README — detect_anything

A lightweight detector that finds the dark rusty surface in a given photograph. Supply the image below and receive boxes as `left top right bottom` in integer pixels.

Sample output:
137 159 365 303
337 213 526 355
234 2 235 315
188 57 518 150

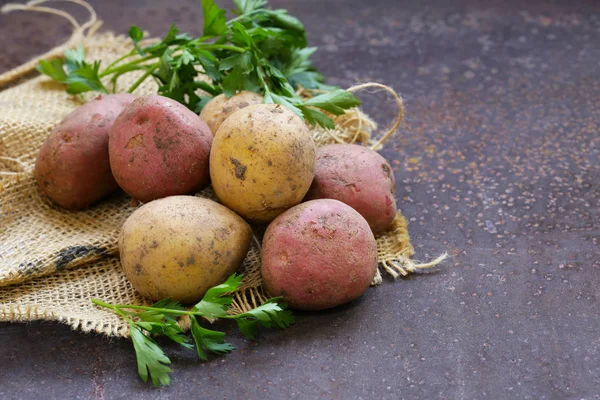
1 0 599 399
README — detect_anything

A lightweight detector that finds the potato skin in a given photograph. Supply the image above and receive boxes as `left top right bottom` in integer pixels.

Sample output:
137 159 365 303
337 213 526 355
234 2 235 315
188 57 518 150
109 95 213 203
199 91 263 136
261 199 378 310
119 196 252 303
304 144 397 234
34 94 136 210
210 103 316 223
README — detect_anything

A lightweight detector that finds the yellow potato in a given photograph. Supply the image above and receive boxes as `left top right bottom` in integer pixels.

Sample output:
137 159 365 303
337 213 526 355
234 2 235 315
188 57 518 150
199 91 263 136
119 196 252 303
210 104 316 223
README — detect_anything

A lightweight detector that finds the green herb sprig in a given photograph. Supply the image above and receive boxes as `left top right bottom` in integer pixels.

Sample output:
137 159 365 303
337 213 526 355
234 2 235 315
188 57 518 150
92 274 293 387
36 0 361 129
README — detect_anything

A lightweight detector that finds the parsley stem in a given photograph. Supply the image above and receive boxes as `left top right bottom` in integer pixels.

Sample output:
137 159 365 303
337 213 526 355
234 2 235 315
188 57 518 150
93 302 252 322
227 9 264 25
91 298 116 309
100 54 158 77
127 62 160 93
108 66 151 93
100 303 196 316
103 49 136 74
198 44 245 53
92 299 135 320
256 66 270 93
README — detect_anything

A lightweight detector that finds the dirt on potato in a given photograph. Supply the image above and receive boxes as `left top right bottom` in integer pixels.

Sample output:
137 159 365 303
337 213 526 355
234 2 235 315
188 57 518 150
109 95 213 203
210 103 316 223
34 93 136 210
261 199 378 310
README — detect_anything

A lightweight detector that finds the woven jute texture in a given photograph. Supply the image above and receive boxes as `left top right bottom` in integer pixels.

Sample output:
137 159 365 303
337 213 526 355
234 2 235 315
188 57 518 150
0 7 445 336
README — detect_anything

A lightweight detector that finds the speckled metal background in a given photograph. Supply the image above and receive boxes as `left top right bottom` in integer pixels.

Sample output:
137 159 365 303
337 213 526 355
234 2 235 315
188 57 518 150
0 0 598 398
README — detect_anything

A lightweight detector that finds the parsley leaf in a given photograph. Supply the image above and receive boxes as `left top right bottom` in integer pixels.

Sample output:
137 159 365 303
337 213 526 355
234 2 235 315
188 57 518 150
222 67 260 97
36 46 107 94
303 89 362 115
130 323 173 387
179 49 195 66
202 0 228 37
36 58 67 82
162 24 181 44
299 106 335 129
269 10 304 33
38 1 363 129
63 46 86 72
193 274 243 319
230 22 255 48
219 51 253 74
231 298 295 339
91 273 294 387
196 50 223 82
190 317 235 361
264 92 303 118
233 0 267 14
65 61 107 94
135 320 193 350
128 26 145 55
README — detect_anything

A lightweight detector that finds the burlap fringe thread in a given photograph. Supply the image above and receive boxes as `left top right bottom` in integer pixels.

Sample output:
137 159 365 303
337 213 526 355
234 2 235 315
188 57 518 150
0 0 447 336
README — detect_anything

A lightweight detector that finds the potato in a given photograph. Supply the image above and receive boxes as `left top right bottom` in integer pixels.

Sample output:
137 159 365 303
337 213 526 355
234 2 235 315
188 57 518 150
34 94 136 210
199 91 263 135
109 95 213 203
304 144 397 234
261 199 378 310
119 195 252 303
210 103 316 223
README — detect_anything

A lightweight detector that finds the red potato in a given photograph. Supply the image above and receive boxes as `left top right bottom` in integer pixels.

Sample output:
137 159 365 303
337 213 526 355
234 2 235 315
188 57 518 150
34 93 136 210
261 199 378 310
304 144 397 234
109 95 213 203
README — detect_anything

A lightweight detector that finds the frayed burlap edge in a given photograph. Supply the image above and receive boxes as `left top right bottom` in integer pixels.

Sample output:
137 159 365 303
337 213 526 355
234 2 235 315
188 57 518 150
0 0 446 337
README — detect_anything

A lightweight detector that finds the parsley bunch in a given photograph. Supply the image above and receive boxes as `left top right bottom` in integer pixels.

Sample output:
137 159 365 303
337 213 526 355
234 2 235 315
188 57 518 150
36 0 361 129
92 274 293 386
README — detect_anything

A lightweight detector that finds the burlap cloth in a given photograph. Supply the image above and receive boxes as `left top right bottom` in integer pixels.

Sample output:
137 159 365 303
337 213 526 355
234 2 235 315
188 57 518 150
0 2 445 337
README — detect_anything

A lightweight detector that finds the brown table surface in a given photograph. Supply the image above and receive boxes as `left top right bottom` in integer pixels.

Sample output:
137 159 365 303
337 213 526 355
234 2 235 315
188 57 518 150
1 0 599 399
